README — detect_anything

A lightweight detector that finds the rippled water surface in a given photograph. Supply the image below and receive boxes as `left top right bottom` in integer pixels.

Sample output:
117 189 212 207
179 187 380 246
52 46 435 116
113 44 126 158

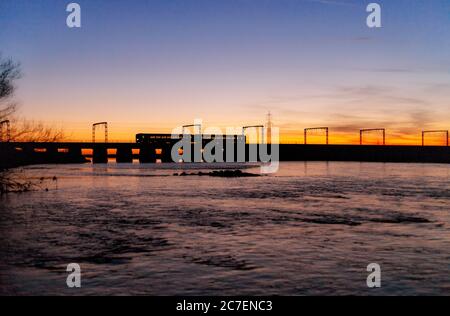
0 162 449 295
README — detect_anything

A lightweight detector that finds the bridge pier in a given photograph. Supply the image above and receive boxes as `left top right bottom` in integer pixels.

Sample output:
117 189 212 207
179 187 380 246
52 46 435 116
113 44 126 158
246 144 259 162
139 146 157 163
69 147 82 157
93 147 108 164
233 138 246 162
116 147 133 163
68 147 86 163
160 147 173 163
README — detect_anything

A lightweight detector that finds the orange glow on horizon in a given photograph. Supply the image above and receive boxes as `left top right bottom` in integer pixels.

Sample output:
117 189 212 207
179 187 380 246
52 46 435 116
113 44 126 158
65 130 449 146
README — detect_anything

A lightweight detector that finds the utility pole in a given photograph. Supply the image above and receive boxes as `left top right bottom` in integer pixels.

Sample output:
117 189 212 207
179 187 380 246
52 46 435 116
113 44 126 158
266 111 272 144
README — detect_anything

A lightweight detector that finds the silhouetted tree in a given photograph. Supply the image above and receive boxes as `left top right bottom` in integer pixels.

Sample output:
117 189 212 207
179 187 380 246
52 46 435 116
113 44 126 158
0 54 63 142
1 54 61 193
0 54 20 120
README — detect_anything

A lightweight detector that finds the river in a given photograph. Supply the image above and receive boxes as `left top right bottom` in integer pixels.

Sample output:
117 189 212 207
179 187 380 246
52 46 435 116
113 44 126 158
0 162 449 295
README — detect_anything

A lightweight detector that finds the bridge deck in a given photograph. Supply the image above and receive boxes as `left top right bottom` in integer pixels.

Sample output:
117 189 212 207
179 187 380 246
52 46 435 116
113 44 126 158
1 142 450 167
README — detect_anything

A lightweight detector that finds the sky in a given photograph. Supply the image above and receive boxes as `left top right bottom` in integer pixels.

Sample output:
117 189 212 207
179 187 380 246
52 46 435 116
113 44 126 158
1 0 449 143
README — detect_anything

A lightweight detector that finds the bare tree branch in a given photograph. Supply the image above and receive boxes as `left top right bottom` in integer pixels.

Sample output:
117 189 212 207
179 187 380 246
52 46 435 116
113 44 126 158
0 53 64 142
0 55 21 100
1 54 64 193
9 118 64 142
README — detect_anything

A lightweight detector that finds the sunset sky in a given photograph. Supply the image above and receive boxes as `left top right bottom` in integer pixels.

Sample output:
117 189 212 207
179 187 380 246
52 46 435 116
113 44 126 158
1 0 449 144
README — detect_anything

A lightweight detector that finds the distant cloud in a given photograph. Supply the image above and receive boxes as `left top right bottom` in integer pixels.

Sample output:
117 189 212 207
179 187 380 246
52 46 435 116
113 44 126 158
351 36 373 42
424 83 450 93
242 83 440 138
316 106 438 141
353 67 415 73
242 96 310 118
338 85 393 97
